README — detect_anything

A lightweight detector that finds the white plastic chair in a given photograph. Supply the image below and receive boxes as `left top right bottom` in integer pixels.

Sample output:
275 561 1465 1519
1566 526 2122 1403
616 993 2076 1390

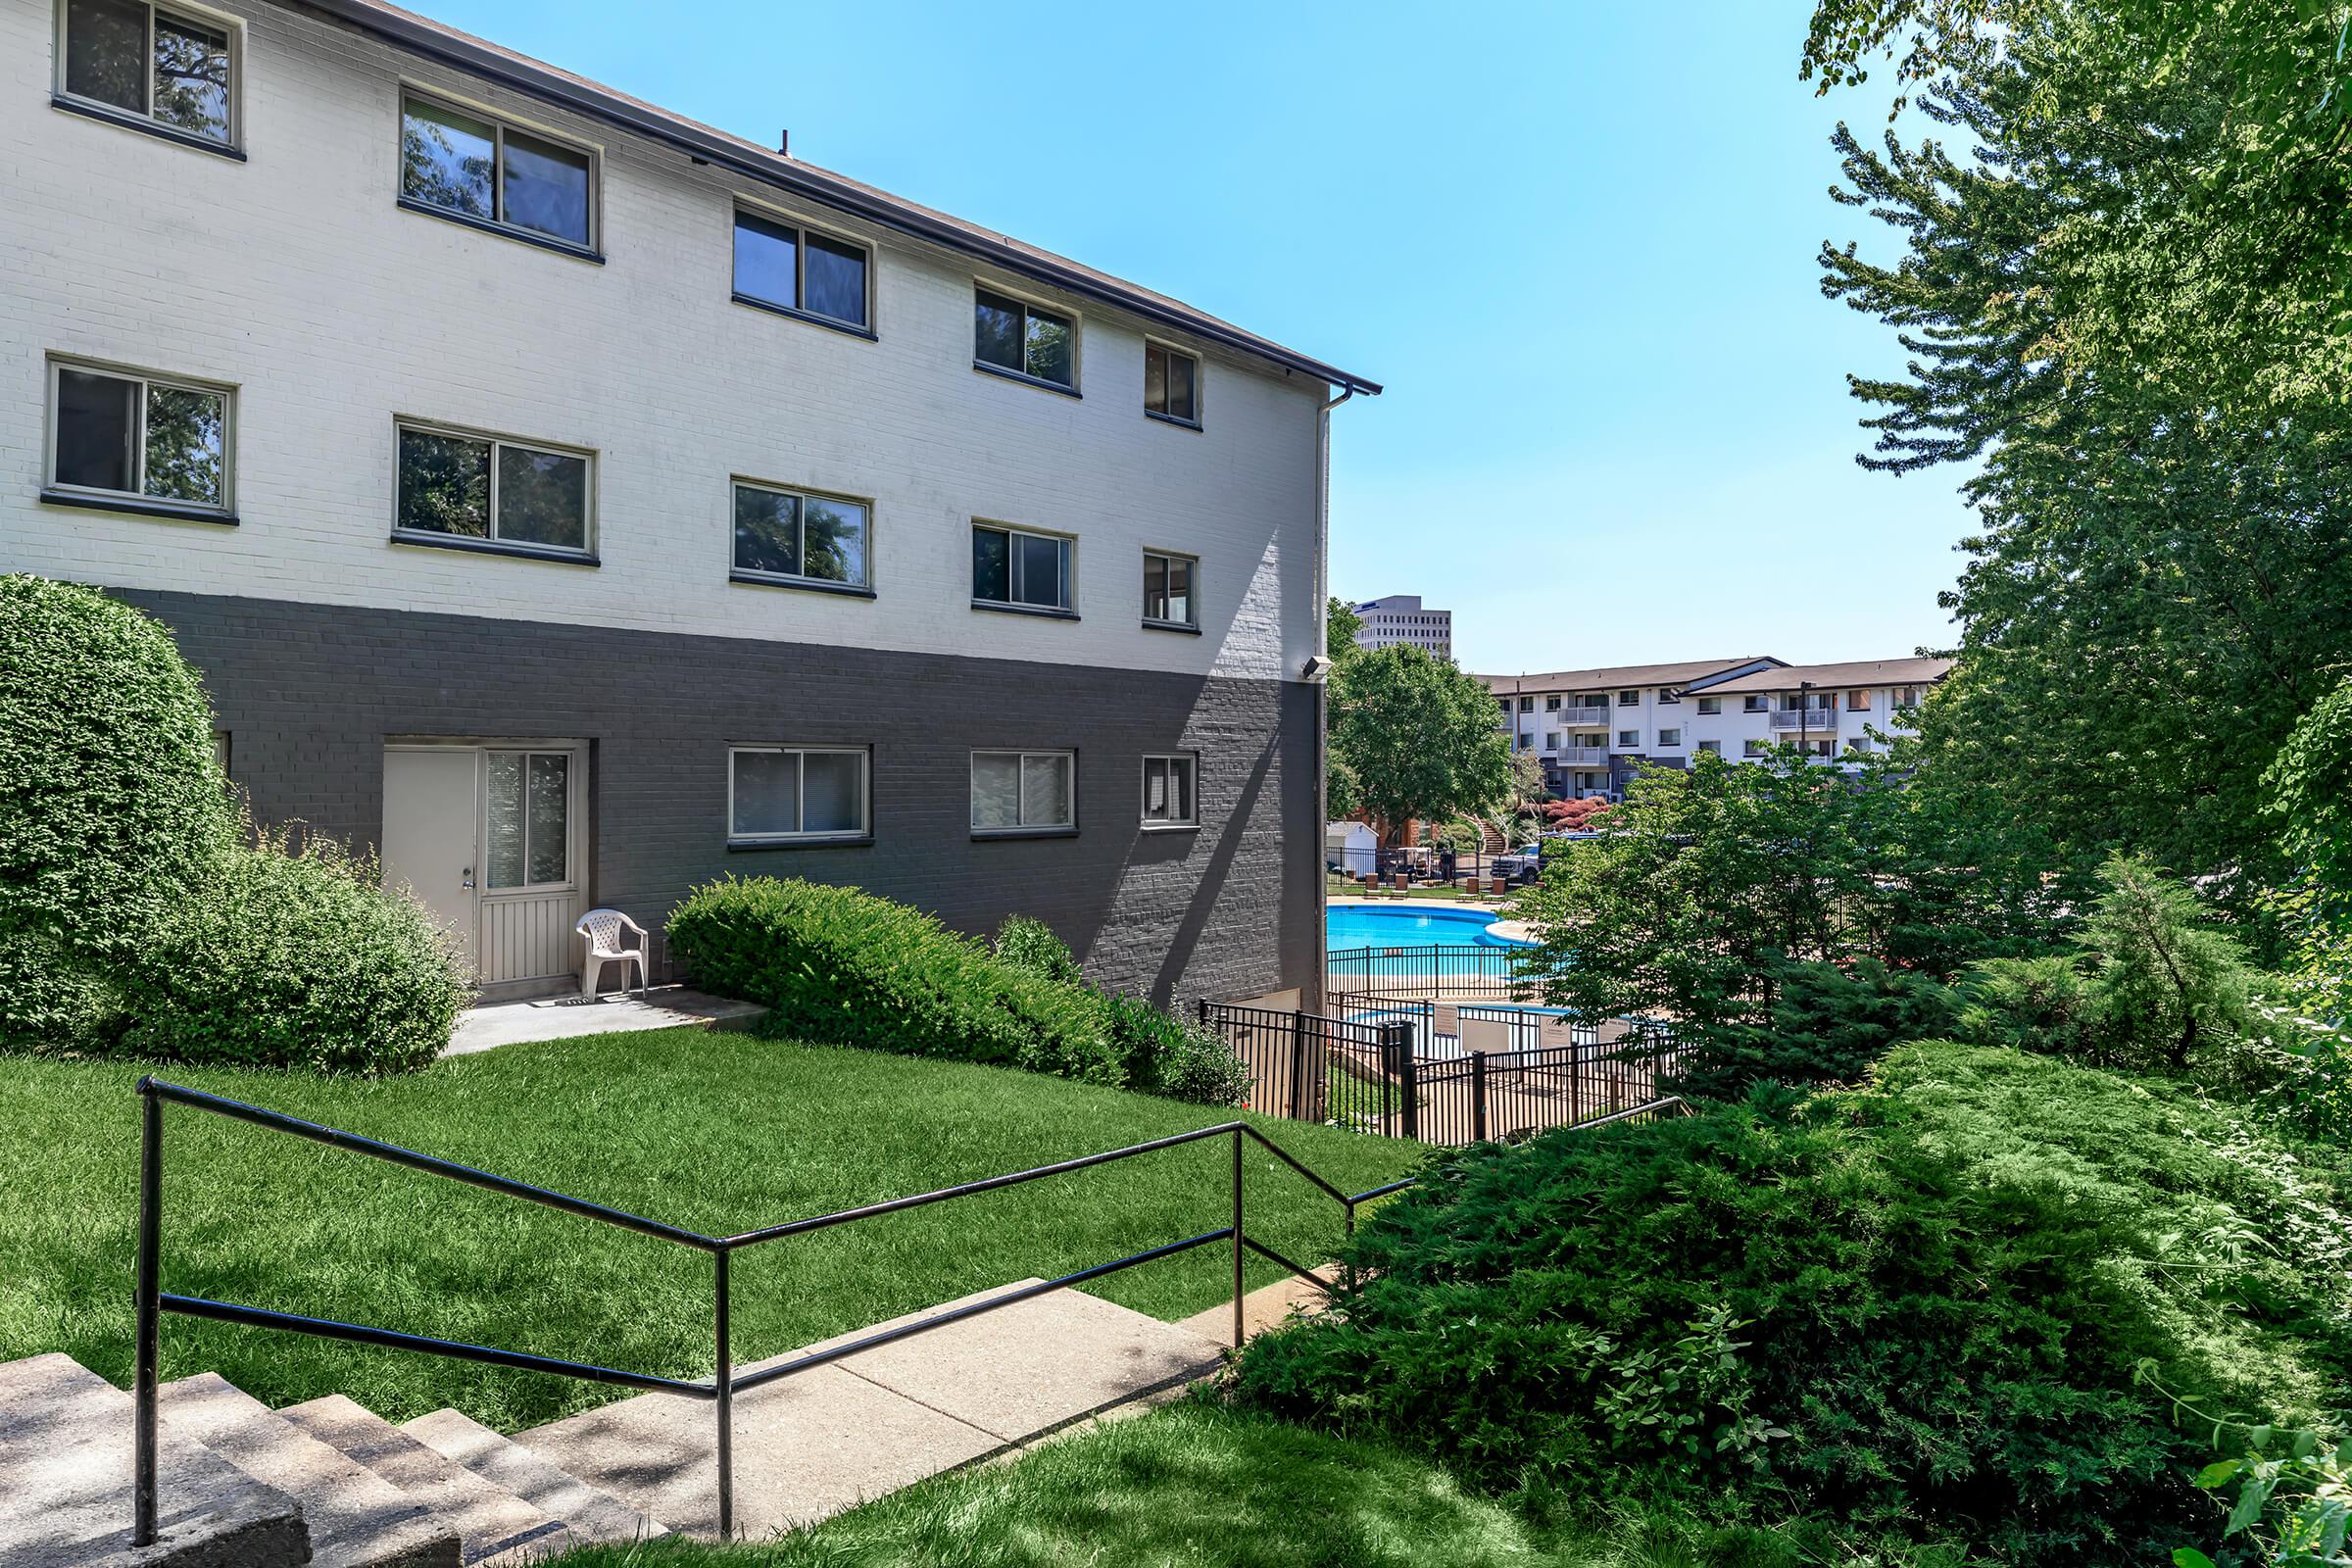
575 907 649 999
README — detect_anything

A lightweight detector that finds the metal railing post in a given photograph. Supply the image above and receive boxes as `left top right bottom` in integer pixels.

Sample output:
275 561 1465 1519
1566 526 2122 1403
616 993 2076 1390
713 1250 734 1540
1287 1010 1307 1121
1397 1034 1420 1143
1471 1051 1490 1143
1230 1128 1246 1348
133 1084 162 1547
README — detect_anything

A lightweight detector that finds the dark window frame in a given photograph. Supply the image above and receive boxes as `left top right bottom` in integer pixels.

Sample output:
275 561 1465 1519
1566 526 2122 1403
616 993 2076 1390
970 748 1079 837
392 417 596 562
53 0 240 150
398 89 601 259
1143 339 1200 428
973 285 1079 393
43 355 235 519
971 520 1076 615
1141 547 1199 631
728 475 875 593
730 206 875 336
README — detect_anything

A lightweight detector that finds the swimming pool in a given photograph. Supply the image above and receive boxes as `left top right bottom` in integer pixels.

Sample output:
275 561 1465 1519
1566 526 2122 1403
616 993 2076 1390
1325 903 1530 952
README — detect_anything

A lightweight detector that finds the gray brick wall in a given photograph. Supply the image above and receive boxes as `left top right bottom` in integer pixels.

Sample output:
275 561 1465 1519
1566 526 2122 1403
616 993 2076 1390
120 588 1319 1010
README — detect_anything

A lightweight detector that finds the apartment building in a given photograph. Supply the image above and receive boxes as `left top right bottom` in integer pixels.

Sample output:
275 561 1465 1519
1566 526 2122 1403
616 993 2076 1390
1349 594 1452 659
3 0 1377 1004
1485 656 1951 798
1683 659 1953 763
1487 659 1784 798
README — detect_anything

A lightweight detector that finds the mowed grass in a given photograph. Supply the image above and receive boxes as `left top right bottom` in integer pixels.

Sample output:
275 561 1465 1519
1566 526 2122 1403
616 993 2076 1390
0 1029 1422 1431
552 1401 1564 1568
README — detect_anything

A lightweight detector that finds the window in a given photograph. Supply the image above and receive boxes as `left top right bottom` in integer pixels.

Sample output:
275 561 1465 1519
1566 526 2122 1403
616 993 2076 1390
1142 550 1197 627
1619 690 1640 706
1847 689 1872 710
1893 685 1926 710
1579 696 1608 712
1518 696 1536 712
1141 753 1197 827
484 750 570 888
1657 728 1682 747
1543 733 1559 752
973 522 1073 612
1743 696 1769 712
974 287 1075 389
1698 739 1722 755
1743 739 1769 758
731 209 870 330
1658 690 1681 705
57 0 234 146
1144 342 1198 424
1846 737 1871 754
1544 695 1561 711
732 480 870 589
972 750 1074 833
401 94 594 252
1696 696 1722 715
1617 729 1640 748
46 360 231 516
396 421 592 558
728 746 869 843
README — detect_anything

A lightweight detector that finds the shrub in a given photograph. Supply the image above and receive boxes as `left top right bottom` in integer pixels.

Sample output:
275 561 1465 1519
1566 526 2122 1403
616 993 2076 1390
668 877 1124 1086
1102 994 1254 1108
116 824 467 1074
1230 1042 2352 1564
1952 953 2095 1055
992 915 1086 988
1667 956 1955 1101
2077 854 2259 1074
0 576 233 1054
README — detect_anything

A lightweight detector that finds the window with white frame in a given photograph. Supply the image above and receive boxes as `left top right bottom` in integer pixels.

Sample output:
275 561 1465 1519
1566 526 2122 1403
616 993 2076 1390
974 287 1075 388
400 93 595 251
56 0 234 145
46 359 231 514
1142 550 1196 627
973 522 1072 612
1696 696 1722 714
732 480 869 588
1141 753 1197 827
1144 342 1198 423
484 750 570 888
1657 728 1682 747
396 421 592 557
728 746 868 843
971 750 1074 833
732 209 871 330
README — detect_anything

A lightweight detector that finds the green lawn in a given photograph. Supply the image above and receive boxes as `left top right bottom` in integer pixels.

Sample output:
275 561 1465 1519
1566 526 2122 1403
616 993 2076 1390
0 1029 1421 1431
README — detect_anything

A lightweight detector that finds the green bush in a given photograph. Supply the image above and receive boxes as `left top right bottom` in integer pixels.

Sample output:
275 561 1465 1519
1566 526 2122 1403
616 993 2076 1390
115 824 467 1074
1230 1041 2352 1564
667 877 1124 1086
1952 953 2094 1055
1668 956 1955 1100
1102 993 1254 1109
992 915 1086 988
0 576 233 1054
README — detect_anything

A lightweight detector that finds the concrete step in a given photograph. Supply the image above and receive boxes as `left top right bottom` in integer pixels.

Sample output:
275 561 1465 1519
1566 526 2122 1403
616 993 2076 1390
279 1395 569 1567
158 1374 458 1568
0 1353 308 1568
400 1407 662 1548
1178 1269 1340 1348
514 1279 1224 1539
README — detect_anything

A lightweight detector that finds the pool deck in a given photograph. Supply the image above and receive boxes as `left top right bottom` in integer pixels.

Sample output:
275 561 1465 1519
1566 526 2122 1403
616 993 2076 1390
1327 896 1534 944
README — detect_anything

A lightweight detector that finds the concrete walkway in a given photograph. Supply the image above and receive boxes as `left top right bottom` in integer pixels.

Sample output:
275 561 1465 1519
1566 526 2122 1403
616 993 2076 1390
514 1270 1332 1541
446 986 765 1056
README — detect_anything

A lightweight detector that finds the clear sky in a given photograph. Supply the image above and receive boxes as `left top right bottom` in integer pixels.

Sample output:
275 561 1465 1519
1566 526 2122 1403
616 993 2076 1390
420 0 1968 675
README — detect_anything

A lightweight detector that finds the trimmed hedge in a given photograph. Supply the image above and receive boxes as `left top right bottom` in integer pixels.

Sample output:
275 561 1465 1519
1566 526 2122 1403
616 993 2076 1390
668 878 1125 1086
117 826 469 1074
0 576 233 1054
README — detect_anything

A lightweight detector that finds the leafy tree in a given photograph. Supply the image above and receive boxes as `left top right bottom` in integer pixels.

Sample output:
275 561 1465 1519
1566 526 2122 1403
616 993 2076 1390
1325 596 1363 663
1813 6 2352 927
1326 644 1512 844
2078 855 2261 1075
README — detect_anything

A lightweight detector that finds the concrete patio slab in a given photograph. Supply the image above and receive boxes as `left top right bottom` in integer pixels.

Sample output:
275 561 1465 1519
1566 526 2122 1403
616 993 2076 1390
446 987 765 1056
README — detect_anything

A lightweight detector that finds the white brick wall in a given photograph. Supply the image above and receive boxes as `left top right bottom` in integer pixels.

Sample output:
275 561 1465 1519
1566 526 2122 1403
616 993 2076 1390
0 0 1328 684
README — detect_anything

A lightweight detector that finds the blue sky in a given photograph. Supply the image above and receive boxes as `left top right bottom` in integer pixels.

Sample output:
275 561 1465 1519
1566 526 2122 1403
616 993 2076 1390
424 0 1968 674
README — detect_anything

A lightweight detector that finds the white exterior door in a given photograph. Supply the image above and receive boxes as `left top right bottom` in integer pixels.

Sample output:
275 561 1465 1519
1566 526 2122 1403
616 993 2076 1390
382 743 588 993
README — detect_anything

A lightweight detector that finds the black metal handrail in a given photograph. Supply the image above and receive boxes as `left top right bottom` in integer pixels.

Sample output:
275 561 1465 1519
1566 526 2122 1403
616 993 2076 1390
129 1077 1412 1544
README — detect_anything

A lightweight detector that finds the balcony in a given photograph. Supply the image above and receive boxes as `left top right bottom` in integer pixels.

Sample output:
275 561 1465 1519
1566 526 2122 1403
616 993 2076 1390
1555 744 1608 764
1768 707 1839 729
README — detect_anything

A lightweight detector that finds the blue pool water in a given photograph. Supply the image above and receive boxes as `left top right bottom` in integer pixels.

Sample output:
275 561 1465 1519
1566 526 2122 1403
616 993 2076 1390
1325 903 1531 952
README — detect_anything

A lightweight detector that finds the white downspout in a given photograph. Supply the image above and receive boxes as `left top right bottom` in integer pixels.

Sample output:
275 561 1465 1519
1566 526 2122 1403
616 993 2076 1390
1312 384 1354 1011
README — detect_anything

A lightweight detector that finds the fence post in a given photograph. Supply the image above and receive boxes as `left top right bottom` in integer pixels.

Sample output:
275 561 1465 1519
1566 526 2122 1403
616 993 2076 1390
1231 1128 1246 1348
1378 1022 1420 1142
1471 1051 1490 1143
133 1084 162 1547
713 1249 734 1540
1197 998 1208 1028
1287 1010 1308 1121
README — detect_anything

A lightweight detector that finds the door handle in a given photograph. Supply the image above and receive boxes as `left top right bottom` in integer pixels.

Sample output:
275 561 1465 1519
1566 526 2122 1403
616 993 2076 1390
461 865 474 890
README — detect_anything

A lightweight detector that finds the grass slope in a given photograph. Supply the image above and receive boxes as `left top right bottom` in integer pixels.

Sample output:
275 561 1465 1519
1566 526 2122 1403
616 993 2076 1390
0 1028 1419 1430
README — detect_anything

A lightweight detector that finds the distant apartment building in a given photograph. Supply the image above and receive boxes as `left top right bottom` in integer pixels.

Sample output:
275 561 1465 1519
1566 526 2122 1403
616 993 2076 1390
1484 657 1952 799
1350 595 1452 659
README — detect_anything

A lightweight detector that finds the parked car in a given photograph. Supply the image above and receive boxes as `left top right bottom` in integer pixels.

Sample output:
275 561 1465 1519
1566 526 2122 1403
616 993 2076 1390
1490 845 1544 883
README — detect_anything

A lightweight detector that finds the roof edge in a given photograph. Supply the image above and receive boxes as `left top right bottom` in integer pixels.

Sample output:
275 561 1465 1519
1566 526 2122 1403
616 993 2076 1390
304 0 1383 395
